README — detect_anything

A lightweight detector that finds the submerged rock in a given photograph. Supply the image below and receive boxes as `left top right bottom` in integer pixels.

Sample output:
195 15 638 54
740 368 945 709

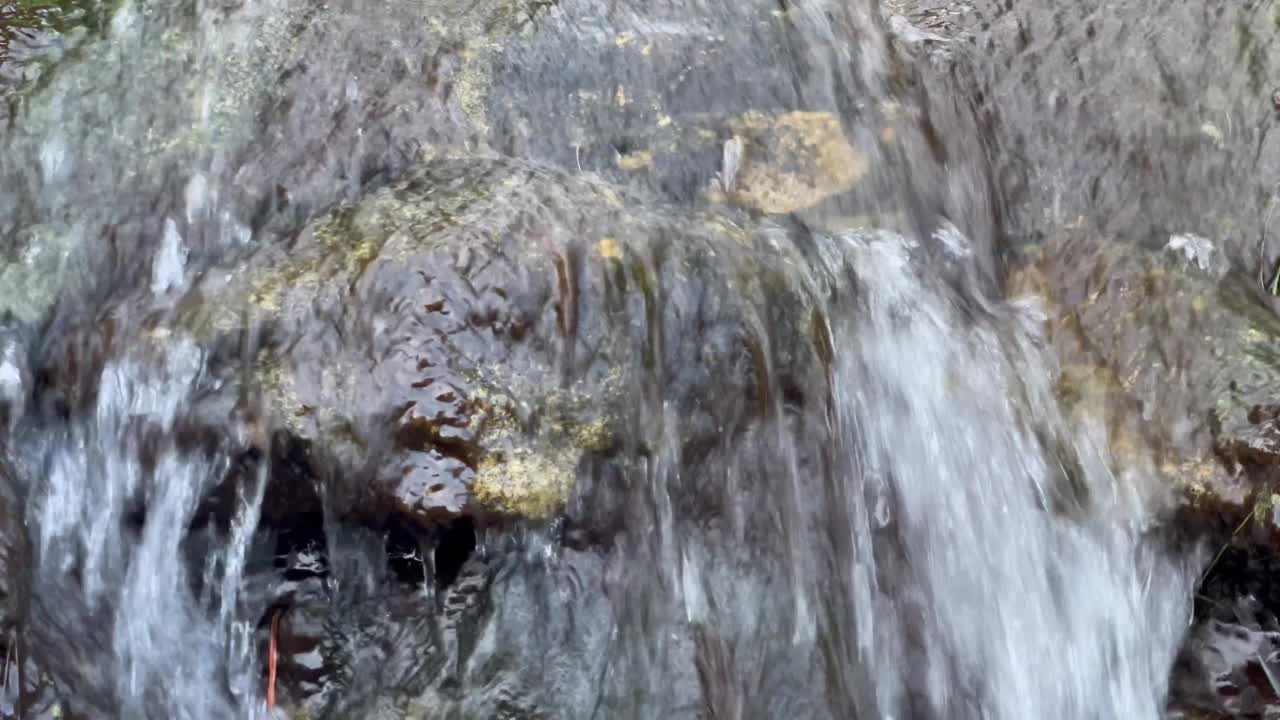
1006 231 1280 717
479 0 880 209
181 156 840 530
1008 233 1280 534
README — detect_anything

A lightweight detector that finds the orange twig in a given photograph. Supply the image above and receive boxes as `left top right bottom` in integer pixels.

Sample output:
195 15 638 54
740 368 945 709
268 610 281 709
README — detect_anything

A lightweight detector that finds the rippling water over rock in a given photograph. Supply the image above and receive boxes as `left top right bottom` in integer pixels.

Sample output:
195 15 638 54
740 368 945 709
3 0 1280 718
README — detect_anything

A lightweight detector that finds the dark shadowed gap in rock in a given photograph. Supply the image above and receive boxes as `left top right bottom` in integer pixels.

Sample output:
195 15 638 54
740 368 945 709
385 517 429 588
263 432 325 522
271 511 328 581
434 516 476 590
1195 545 1280 624
1171 543 1280 718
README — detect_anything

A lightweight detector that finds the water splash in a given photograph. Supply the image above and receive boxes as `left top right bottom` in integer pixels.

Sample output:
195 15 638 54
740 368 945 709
29 335 265 717
587 228 1197 719
822 230 1196 718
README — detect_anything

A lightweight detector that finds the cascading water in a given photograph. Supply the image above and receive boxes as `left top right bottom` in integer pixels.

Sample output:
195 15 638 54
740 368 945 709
31 336 264 717
0 0 1270 717
823 231 1197 718
586 225 1199 720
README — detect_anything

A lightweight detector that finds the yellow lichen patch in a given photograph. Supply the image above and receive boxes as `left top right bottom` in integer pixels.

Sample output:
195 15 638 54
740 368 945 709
427 0 564 138
596 238 623 259
469 407 613 519
1186 457 1235 488
572 419 614 451
616 149 654 170
462 367 622 519
728 111 868 214
1006 262 1053 303
455 47 494 136
1161 455 1243 509
656 113 673 128
471 449 576 519
249 259 321 314
252 346 359 448
254 352 305 434
615 85 628 108
642 42 653 56
615 31 636 47
467 408 606 518
245 208 388 314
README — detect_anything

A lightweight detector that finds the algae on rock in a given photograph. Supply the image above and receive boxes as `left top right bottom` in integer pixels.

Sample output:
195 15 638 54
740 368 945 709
1009 232 1280 532
186 156 840 527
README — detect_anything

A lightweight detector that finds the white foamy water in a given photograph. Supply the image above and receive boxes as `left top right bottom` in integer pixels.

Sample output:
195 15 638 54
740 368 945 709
823 231 1195 718
30 336 267 717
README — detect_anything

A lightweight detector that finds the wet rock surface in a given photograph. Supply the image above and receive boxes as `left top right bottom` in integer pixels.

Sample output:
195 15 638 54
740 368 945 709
1171 547 1280 719
0 0 870 713
1009 233 1280 524
933 0 1280 270
480 0 879 210
7 0 1280 718
1008 235 1280 717
180 156 840 532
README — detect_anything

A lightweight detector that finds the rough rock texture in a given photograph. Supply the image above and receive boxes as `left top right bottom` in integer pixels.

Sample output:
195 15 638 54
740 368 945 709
1007 232 1280 718
478 0 880 209
1009 233 1280 530
0 458 27 633
180 156 840 531
15 0 1280 718
1171 551 1280 718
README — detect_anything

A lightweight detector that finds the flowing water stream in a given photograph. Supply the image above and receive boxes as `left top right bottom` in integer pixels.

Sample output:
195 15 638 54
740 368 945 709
0 0 1275 717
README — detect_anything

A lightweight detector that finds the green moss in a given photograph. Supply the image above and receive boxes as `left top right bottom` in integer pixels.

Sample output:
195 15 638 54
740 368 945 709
1 0 117 62
0 224 75 323
248 206 385 315
424 0 559 136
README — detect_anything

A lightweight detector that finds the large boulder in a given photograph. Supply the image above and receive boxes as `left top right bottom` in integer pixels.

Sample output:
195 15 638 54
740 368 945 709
1007 232 1280 537
178 156 842 530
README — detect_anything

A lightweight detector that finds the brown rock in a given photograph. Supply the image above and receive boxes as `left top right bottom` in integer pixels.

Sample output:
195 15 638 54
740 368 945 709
188 156 840 528
1009 233 1280 529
